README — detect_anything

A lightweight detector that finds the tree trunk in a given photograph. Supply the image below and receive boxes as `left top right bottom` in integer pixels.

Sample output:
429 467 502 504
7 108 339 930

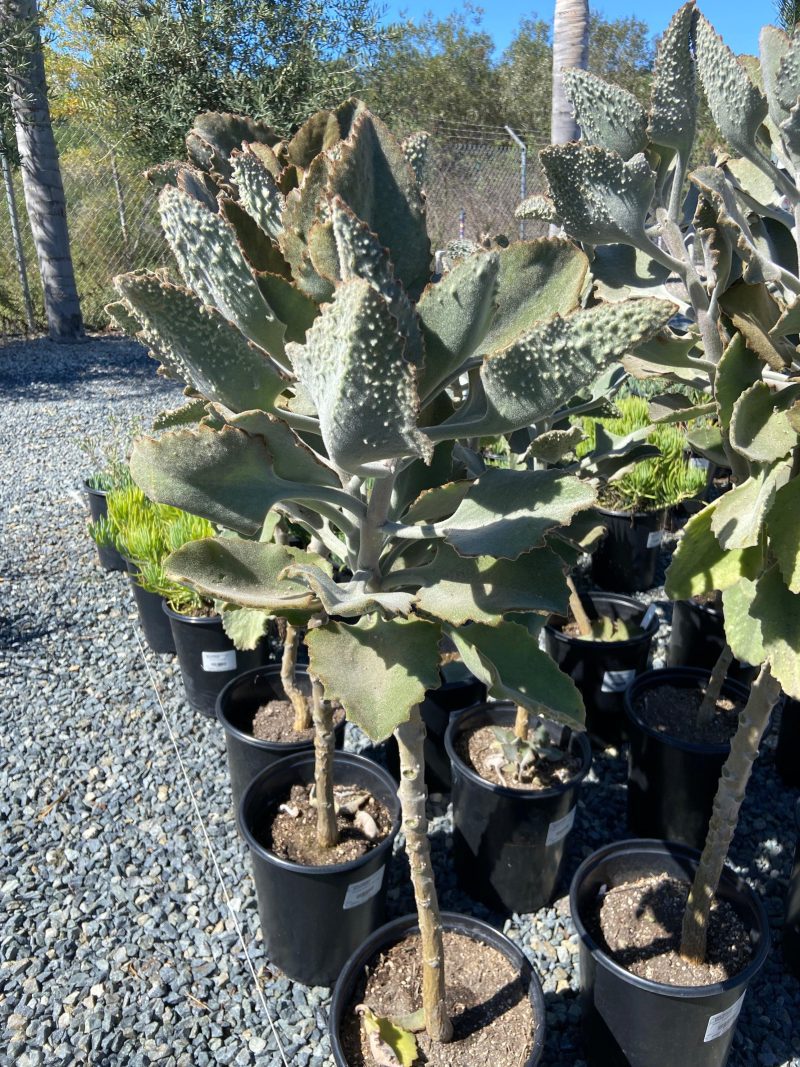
551 0 589 145
0 132 36 330
311 676 338 849
2 0 83 341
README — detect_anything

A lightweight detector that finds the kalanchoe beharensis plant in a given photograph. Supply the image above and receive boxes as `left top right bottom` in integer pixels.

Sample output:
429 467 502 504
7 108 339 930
520 3 800 967
109 101 671 1041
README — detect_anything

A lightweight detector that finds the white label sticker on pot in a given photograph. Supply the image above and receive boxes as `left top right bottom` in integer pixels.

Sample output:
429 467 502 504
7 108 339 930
343 866 385 910
601 669 636 693
704 992 746 1042
202 649 237 673
646 529 663 549
690 456 710 471
545 807 576 846
641 604 657 630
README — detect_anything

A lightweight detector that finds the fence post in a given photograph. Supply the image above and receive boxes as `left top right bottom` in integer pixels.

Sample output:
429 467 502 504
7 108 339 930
504 126 527 240
0 130 36 331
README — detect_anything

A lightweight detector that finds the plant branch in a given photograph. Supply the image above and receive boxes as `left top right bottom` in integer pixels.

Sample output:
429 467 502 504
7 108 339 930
311 674 338 849
281 622 311 732
394 705 453 1043
357 471 397 589
566 575 593 637
514 705 529 740
696 644 733 728
680 665 781 962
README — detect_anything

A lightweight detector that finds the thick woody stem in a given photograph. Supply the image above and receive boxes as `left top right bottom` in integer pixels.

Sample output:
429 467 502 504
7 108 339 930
680 666 781 962
696 644 734 728
281 623 311 732
514 705 530 741
566 576 593 637
394 706 453 1043
311 676 338 849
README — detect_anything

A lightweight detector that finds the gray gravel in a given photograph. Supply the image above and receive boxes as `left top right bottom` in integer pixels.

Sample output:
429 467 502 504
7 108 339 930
1 334 799 1067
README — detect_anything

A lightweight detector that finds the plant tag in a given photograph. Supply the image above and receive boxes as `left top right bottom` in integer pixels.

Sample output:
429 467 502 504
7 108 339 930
202 649 237 672
601 669 636 693
704 992 746 1042
690 456 710 470
546 807 576 846
641 604 657 630
343 866 385 910
646 529 663 549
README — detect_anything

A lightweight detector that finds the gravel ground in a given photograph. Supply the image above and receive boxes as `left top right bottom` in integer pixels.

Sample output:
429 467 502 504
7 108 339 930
1 334 799 1067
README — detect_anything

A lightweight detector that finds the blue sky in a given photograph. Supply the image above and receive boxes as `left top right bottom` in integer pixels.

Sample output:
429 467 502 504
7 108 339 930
380 1 777 57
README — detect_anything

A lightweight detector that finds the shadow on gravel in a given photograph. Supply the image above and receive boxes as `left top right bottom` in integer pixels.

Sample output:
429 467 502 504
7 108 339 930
0 611 59 649
0 335 179 401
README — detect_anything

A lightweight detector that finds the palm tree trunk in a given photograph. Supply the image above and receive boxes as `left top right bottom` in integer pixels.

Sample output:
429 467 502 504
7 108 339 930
2 0 83 341
551 0 590 145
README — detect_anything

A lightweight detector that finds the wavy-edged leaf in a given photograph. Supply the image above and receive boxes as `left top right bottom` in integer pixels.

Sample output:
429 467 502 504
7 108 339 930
358 1006 418 1067
591 245 674 305
760 25 791 130
540 142 655 246
563 68 648 159
306 616 441 741
716 332 763 429
254 273 318 344
622 330 706 385
529 426 584 463
401 481 471 524
152 398 207 430
730 381 798 463
227 410 336 485
664 502 764 599
710 460 792 549
648 3 697 156
722 578 764 668
401 543 568 625
158 186 286 358
515 195 558 222
449 620 584 726
289 279 431 475
219 605 272 650
769 476 800 593
283 564 415 618
231 147 285 239
115 273 286 412
751 565 800 698
442 468 596 560
686 425 730 467
648 393 715 423
186 112 280 180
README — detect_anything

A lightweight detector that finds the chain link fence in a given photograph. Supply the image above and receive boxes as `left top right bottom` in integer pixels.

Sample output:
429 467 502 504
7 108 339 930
0 118 548 336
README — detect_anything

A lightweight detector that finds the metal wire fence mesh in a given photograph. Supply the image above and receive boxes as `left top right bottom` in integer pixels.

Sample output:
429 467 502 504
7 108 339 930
0 118 548 336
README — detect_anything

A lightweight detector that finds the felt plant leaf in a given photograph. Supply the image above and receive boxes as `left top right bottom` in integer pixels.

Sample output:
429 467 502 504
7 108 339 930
590 245 674 305
729 381 798 463
515 195 558 223
306 616 441 741
664 502 764 599
392 543 569 625
750 565 800 699
357 1006 418 1067
685 426 729 468
540 142 655 247
770 299 800 339
710 460 792 549
158 186 287 359
563 68 648 159
528 426 584 464
115 273 287 412
621 330 706 385
715 333 763 430
186 112 280 180
218 605 272 650
648 394 716 424
400 481 472 525
164 539 330 620
289 279 431 475
440 468 596 560
648 3 697 156
769 477 800 592
760 25 792 130
152 398 207 430
722 579 764 668
254 273 318 344
227 410 338 487
449 620 585 726
230 148 285 239
282 564 416 618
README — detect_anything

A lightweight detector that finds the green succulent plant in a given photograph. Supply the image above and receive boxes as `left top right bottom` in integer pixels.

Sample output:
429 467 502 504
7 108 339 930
109 100 671 1041
520 3 800 969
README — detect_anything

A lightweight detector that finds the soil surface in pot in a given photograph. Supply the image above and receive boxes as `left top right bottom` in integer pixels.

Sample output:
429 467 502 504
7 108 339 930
635 686 744 746
561 619 643 641
597 873 751 986
455 724 582 791
339 930 535 1067
261 783 392 866
251 701 345 743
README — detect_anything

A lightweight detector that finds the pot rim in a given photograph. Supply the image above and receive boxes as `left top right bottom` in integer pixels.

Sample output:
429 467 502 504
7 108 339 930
624 667 751 755
569 838 771 997
237 751 401 877
545 590 660 649
83 478 109 497
162 600 220 624
444 701 592 800
595 504 668 521
328 910 546 1067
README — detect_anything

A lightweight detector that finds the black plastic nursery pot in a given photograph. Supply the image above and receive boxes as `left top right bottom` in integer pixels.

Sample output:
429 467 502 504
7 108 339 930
775 696 800 788
570 839 770 1067
122 558 175 654
784 799 800 978
238 752 400 987
445 702 591 914
164 604 268 716
590 505 667 594
84 481 126 572
216 663 346 814
328 911 547 1066
668 598 756 686
384 671 486 792
625 669 751 852
544 592 659 747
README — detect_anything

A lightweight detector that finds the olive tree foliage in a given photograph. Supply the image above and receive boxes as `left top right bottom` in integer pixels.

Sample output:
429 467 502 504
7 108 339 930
519 2 800 963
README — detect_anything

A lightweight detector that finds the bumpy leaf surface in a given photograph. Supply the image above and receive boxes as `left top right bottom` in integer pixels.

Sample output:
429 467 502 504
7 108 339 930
648 3 697 155
563 69 648 159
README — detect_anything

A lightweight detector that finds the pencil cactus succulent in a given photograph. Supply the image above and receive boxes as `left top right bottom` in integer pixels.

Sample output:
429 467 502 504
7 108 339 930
521 2 800 968
110 99 672 1038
